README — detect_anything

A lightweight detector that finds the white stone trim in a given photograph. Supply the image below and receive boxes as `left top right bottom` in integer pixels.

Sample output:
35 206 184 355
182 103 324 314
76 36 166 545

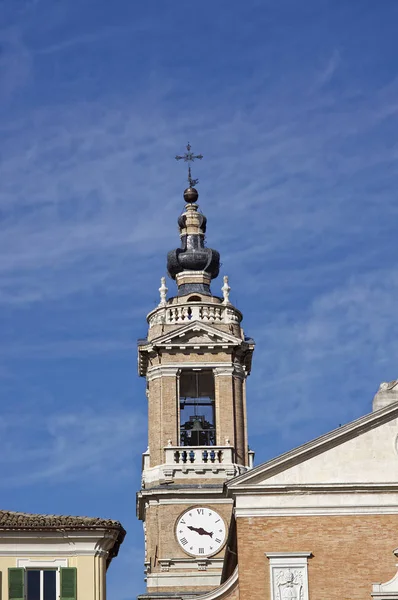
185 566 238 600
147 363 235 381
156 557 224 571
213 366 235 377
0 529 118 558
372 551 398 598
146 571 221 588
266 552 311 600
234 489 398 518
17 558 68 568
17 559 67 600
147 498 233 506
236 506 398 517
228 401 398 489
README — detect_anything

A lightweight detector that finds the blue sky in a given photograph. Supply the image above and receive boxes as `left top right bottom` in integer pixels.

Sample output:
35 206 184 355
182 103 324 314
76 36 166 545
1 0 398 597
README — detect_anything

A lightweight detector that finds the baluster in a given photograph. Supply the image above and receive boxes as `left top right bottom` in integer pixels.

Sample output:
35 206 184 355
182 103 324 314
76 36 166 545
174 451 180 463
181 450 187 463
202 450 208 463
189 449 195 463
209 449 216 463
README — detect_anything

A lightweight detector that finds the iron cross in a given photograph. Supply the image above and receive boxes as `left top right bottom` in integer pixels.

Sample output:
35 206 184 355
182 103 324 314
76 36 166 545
175 143 203 187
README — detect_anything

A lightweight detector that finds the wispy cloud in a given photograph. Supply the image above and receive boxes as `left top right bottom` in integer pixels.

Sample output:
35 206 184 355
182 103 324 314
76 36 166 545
313 49 341 89
1 2 398 597
0 26 32 100
0 409 145 487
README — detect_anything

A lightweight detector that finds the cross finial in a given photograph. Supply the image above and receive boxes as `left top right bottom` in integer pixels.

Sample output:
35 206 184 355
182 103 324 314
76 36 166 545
175 143 203 188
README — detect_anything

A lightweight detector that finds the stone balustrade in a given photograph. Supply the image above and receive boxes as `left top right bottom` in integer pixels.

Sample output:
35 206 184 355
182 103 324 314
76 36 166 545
164 445 234 466
147 302 242 328
141 445 251 486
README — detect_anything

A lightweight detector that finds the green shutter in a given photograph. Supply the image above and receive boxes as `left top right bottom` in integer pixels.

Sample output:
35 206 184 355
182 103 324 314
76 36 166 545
60 567 77 600
8 568 24 600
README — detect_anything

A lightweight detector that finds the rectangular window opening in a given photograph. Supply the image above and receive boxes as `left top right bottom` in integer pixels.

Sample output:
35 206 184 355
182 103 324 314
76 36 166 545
27 570 57 600
179 370 216 446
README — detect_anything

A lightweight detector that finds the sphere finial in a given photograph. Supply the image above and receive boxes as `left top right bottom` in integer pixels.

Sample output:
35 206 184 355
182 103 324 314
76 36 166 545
183 187 199 204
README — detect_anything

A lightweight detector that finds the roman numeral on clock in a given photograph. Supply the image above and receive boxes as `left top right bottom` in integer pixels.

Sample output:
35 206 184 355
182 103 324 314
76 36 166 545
196 508 204 515
215 538 221 544
180 538 188 546
199 548 205 554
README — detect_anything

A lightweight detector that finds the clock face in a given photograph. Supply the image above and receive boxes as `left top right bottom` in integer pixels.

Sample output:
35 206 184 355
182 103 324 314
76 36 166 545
176 507 227 557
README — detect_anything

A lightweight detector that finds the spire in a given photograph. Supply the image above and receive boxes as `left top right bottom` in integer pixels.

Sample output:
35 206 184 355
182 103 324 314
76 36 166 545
167 144 220 297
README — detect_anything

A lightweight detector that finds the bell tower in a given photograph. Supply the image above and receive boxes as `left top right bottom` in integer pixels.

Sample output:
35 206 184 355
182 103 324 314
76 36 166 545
137 146 255 598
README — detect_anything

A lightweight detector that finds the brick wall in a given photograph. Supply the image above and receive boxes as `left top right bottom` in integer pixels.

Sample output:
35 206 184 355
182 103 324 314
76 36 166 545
237 514 398 600
145 500 233 593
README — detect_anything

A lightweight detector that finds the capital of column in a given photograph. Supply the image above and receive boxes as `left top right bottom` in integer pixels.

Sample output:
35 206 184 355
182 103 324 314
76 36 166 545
213 366 235 377
213 364 246 379
147 365 180 381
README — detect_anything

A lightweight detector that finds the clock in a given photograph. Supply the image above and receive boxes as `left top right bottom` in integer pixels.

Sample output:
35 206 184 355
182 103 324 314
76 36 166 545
176 507 227 557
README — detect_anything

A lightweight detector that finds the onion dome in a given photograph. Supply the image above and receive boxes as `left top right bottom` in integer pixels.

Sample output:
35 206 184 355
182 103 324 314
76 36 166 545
167 187 220 297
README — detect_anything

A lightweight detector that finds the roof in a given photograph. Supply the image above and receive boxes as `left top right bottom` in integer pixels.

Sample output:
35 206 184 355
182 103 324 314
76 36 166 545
0 510 126 562
0 510 124 531
227 400 398 490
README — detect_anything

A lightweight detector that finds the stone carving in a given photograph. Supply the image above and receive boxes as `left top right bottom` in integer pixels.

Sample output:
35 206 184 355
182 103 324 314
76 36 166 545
372 547 398 598
380 380 398 391
222 275 231 304
159 277 168 306
373 379 398 411
274 569 304 600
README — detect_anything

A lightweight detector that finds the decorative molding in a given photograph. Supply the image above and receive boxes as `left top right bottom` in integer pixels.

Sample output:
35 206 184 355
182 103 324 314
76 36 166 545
146 571 221 588
372 548 398 598
266 552 311 600
159 559 171 572
0 529 118 558
146 497 232 506
228 401 398 489
147 366 180 381
234 488 398 518
186 566 239 600
236 506 398 517
17 558 68 568
214 366 235 377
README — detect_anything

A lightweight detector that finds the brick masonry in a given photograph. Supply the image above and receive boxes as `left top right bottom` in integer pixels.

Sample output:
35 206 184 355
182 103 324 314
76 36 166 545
236 514 398 600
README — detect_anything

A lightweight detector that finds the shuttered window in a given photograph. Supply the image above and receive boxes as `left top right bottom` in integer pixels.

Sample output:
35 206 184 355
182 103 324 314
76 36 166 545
8 568 24 600
60 567 77 600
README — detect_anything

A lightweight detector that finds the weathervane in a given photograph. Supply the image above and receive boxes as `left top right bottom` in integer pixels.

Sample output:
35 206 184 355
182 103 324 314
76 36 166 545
175 143 203 188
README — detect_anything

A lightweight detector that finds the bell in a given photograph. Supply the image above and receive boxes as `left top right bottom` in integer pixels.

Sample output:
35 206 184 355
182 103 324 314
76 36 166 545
192 418 203 431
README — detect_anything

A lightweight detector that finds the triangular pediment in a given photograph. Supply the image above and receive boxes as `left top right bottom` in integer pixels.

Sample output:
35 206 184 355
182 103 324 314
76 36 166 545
228 402 398 490
151 321 243 349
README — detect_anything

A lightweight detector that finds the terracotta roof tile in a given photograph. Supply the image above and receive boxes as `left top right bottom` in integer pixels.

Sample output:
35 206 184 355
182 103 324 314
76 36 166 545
0 510 125 531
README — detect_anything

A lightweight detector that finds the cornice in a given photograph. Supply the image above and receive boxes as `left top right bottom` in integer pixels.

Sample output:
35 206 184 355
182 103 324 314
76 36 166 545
227 401 398 489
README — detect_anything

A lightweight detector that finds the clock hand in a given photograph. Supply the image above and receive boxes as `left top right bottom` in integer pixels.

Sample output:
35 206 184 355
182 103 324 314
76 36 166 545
187 526 213 537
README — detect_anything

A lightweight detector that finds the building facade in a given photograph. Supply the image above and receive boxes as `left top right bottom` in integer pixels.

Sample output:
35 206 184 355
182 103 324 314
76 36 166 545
0 510 125 600
137 171 398 600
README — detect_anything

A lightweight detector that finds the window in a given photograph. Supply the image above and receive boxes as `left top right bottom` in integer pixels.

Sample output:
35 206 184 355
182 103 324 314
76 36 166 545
9 566 76 600
179 370 216 446
27 570 56 600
